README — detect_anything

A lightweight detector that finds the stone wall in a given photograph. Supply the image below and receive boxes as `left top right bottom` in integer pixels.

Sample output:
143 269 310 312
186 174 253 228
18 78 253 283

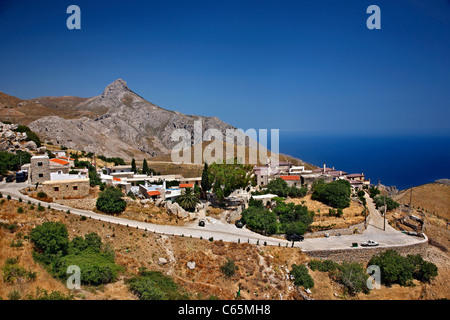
305 215 371 238
30 156 50 185
42 178 90 199
304 237 428 264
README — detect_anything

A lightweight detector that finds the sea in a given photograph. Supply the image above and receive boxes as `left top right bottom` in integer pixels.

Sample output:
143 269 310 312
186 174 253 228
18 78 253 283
276 132 450 191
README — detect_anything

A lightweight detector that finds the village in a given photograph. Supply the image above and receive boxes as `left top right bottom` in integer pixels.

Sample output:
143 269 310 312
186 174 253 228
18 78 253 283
0 123 445 302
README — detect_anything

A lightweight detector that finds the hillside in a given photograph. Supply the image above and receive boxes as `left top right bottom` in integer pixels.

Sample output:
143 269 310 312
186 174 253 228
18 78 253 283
0 79 244 160
393 182 450 221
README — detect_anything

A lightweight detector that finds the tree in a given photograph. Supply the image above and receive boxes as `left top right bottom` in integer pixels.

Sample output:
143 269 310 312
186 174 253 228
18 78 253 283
96 187 127 214
267 178 306 198
369 250 415 286
290 264 314 289
0 150 32 175
30 222 69 260
273 202 314 235
369 186 380 199
240 206 278 236
374 195 399 211
142 159 149 175
176 187 200 212
267 178 290 197
88 165 101 187
312 179 351 209
201 162 210 199
131 158 137 173
334 262 369 294
208 161 254 202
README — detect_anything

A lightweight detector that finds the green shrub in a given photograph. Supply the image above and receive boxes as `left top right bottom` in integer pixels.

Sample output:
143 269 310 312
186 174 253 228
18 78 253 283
312 179 351 209
220 257 238 278
290 264 314 289
308 259 339 272
368 250 437 286
374 196 399 211
52 251 123 286
96 187 127 214
7 290 21 300
25 288 74 300
30 222 69 260
37 192 47 199
334 262 369 294
240 206 278 236
127 270 188 300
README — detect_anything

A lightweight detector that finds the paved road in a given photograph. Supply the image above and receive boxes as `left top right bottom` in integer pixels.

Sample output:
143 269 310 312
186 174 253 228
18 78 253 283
0 182 426 251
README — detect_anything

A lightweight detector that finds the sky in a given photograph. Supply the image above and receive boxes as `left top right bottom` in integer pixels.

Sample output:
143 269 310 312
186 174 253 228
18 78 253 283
0 0 449 135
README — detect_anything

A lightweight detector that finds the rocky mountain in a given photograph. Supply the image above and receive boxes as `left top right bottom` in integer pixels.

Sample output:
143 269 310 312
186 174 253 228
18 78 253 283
1 79 242 160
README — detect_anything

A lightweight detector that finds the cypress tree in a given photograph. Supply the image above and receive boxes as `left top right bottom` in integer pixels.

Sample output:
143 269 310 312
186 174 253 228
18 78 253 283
142 159 149 175
201 162 210 199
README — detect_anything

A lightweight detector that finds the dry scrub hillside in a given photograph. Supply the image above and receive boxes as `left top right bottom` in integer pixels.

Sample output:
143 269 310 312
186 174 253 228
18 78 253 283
287 194 366 231
393 183 450 221
1 198 448 300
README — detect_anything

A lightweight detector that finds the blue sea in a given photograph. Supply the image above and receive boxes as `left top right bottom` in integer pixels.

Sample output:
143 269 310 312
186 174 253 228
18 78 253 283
276 132 450 191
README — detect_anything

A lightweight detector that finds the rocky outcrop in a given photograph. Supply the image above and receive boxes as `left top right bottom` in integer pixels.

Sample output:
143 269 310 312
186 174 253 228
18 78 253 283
153 198 198 221
435 179 450 186
0 122 30 153
28 79 243 160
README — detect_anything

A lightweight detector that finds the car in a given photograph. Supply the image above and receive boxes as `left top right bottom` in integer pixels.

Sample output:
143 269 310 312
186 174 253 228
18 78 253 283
286 233 304 242
235 220 244 228
5 175 15 183
198 219 206 227
360 240 379 247
15 171 28 183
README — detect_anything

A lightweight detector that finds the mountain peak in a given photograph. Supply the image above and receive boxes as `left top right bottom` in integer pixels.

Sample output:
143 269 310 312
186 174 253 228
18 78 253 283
102 79 131 97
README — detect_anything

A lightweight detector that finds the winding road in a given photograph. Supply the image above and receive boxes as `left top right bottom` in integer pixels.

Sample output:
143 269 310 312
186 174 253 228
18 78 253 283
0 182 426 251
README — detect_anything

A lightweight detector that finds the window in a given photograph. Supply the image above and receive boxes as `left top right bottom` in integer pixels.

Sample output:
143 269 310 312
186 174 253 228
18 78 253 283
38 173 43 178
37 162 43 167
54 187 59 192
73 186 78 191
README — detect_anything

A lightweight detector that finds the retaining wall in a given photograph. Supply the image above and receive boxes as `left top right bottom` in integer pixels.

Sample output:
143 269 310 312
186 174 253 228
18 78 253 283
305 215 370 238
304 236 428 264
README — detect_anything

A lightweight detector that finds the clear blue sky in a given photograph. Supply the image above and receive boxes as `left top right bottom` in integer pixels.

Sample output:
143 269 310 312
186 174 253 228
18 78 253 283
0 0 449 135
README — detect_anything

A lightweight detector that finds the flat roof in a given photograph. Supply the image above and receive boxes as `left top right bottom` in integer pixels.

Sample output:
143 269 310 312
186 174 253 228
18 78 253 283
43 178 89 184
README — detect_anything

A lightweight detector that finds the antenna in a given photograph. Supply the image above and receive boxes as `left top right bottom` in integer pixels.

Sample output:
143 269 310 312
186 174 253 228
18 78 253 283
409 184 413 214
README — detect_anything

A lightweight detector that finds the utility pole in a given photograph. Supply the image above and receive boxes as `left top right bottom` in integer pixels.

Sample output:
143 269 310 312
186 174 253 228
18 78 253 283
409 184 413 214
383 194 386 231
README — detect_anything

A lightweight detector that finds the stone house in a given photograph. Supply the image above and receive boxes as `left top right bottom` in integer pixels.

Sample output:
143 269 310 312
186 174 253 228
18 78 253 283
280 175 301 187
42 178 90 199
30 155 50 185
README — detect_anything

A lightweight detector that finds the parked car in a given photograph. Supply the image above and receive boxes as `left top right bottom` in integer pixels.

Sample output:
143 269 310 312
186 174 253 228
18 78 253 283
0 175 3 182
5 175 15 183
15 171 28 183
286 233 304 242
235 220 244 228
360 240 379 247
198 219 206 227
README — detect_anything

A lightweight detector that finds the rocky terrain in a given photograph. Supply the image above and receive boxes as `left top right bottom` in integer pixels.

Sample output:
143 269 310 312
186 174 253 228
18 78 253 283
0 122 45 154
1 79 246 160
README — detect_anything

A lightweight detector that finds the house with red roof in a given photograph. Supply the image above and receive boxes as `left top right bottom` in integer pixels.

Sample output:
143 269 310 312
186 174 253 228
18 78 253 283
49 158 70 174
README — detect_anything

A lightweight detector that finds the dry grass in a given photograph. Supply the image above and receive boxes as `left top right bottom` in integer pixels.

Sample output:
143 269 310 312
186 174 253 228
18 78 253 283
287 194 366 230
1 196 448 300
393 183 450 221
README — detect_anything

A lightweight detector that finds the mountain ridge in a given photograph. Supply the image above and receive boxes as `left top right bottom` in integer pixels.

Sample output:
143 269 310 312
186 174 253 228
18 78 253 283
0 79 244 160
